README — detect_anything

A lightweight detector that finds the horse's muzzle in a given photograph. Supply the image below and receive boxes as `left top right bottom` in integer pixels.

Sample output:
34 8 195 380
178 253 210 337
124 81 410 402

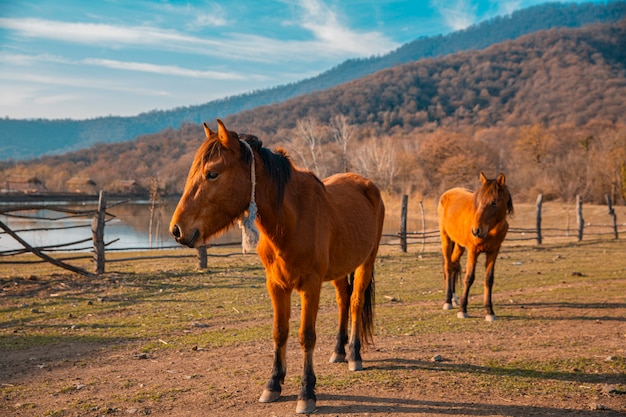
171 224 199 248
471 227 488 239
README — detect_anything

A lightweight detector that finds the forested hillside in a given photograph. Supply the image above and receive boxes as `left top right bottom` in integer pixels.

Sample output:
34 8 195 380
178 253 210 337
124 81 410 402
2 19 625 205
1 1 625 160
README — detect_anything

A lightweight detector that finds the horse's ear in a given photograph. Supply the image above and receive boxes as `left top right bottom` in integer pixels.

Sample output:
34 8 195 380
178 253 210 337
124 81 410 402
496 172 506 188
203 122 213 139
216 119 238 150
480 172 488 184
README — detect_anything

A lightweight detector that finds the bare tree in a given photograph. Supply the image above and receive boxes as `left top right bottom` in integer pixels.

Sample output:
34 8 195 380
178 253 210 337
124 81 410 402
297 117 322 175
352 135 399 192
329 114 354 172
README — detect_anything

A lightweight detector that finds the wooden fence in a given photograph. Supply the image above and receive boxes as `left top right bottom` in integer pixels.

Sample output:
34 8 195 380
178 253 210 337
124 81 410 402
0 192 623 275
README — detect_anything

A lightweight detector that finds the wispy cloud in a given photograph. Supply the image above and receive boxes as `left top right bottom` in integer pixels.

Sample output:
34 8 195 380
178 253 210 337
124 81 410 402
0 2 398 64
0 17 222 50
83 58 266 80
493 0 523 15
154 1 229 30
0 70 171 96
430 0 477 31
1 52 263 81
296 0 398 55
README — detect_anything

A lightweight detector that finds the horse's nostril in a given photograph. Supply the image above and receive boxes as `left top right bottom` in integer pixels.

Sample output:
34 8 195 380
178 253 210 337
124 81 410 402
172 224 181 238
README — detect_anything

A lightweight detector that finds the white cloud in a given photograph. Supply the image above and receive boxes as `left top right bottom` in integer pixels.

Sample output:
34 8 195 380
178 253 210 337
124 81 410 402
83 58 265 80
0 70 170 96
1 52 260 81
493 0 523 15
430 0 477 31
0 2 398 63
296 0 398 56
0 17 221 49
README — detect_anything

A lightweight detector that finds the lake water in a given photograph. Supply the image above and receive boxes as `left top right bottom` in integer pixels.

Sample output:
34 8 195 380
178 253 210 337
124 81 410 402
0 198 241 253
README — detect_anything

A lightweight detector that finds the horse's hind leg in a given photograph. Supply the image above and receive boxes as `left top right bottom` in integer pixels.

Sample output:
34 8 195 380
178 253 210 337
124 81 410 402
441 235 462 310
329 276 350 363
450 244 464 308
347 260 375 372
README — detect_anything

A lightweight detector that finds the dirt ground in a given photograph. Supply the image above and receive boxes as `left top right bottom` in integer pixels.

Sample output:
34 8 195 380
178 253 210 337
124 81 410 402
2 294 625 416
2 238 626 417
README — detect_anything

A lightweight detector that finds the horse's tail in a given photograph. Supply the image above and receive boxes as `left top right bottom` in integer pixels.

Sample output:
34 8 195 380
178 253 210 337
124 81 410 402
348 270 375 347
362 269 375 346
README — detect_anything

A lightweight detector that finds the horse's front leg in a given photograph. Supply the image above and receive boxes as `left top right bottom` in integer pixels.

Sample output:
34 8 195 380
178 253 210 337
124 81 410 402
295 283 321 414
483 251 498 322
259 282 291 404
458 250 477 319
329 276 349 363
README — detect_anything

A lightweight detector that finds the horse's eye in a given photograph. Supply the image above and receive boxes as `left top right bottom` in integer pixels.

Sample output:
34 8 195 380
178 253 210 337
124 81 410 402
205 171 219 180
491 200 498 206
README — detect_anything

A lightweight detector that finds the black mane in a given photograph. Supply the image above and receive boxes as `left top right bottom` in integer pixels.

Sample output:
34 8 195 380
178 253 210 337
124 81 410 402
239 133 292 206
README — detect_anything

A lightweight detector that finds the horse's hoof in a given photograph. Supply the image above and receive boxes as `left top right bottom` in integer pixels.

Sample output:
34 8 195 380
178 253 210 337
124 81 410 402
443 303 453 310
329 352 346 363
259 389 281 403
485 314 497 322
348 360 363 371
456 311 469 319
296 399 316 414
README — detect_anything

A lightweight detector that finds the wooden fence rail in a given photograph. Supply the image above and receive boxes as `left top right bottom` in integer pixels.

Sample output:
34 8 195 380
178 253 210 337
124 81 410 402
1 192 623 274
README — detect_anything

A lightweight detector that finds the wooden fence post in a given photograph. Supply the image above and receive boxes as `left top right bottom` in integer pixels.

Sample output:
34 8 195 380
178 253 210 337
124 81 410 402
606 194 618 239
536 194 543 244
197 245 207 269
419 200 426 253
92 190 106 274
576 195 584 242
400 194 408 252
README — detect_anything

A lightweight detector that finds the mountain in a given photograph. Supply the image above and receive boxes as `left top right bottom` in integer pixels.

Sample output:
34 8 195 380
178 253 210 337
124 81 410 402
225 19 626 135
1 1 625 161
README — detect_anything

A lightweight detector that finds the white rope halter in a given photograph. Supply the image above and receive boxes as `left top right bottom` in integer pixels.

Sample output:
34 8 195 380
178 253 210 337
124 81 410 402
238 140 259 254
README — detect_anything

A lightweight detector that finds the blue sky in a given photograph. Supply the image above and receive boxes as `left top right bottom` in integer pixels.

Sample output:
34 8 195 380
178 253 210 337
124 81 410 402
0 0 606 120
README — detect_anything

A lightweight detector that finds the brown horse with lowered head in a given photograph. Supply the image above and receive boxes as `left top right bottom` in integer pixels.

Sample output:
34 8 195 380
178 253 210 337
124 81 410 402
438 172 513 322
170 120 385 414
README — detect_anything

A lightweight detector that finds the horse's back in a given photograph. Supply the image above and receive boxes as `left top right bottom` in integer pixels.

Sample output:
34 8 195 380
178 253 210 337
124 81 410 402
322 173 384 276
438 187 474 219
438 187 475 243
324 173 383 208
324 173 384 224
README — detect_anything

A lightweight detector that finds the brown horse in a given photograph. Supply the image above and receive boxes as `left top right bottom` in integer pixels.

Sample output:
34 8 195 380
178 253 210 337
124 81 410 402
170 120 385 414
438 172 513 322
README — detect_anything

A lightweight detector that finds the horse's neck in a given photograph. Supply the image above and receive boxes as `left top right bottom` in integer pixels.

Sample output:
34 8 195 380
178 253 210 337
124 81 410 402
254 168 310 244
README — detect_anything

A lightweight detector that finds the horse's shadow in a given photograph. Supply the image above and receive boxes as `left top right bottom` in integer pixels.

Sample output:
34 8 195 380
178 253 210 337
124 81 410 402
312 393 624 416
498 301 626 322
366 357 624 386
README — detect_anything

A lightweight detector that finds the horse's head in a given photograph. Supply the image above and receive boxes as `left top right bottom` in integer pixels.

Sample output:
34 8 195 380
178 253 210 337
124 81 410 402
170 119 253 248
471 172 514 239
